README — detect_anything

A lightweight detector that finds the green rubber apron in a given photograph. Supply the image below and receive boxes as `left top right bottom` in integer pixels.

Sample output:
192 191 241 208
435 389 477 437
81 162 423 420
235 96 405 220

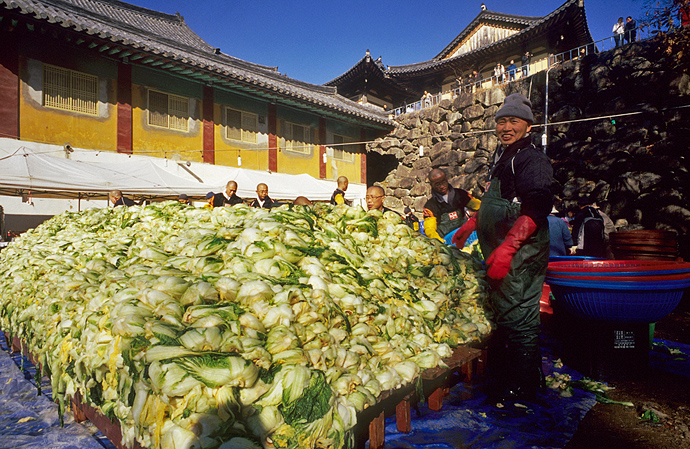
476 179 549 344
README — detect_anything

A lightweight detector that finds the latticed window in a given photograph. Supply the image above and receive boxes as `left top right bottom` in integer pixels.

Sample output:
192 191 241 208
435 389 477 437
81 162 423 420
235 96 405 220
333 134 356 162
43 64 98 116
283 122 313 154
147 89 189 131
226 108 257 143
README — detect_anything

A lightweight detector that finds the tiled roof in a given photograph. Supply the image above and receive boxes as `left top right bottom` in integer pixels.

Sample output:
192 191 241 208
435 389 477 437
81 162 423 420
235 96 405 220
434 9 542 61
1 0 393 128
387 0 590 75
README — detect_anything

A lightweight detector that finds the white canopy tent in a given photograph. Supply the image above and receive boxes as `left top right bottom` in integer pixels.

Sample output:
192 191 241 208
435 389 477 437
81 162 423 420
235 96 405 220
0 146 214 197
0 139 366 203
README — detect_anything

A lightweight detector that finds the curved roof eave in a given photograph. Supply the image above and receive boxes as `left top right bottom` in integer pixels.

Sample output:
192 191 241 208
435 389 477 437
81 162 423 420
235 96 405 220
1 0 394 128
387 0 591 77
434 8 543 60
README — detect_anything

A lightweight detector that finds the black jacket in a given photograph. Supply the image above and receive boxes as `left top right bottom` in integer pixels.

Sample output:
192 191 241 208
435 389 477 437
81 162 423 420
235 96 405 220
489 136 554 228
113 196 135 207
250 196 278 209
213 193 243 207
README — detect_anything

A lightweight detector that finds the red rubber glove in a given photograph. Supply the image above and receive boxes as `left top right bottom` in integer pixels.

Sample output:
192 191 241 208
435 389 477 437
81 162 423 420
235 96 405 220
451 215 477 249
486 215 538 280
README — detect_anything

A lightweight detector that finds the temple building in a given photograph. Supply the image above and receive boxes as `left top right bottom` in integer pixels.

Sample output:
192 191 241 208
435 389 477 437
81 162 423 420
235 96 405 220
326 0 594 110
0 0 393 185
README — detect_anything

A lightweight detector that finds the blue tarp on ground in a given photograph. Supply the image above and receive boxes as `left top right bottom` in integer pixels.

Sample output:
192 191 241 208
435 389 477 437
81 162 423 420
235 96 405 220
1 332 688 449
0 336 114 449
376 332 598 449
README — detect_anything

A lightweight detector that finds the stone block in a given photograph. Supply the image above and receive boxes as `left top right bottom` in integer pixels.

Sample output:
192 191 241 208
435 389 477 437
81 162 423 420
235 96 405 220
478 133 497 151
457 137 478 151
393 127 409 139
410 182 431 197
384 196 403 211
396 164 411 178
447 111 463 126
402 151 419 166
477 88 506 107
429 141 453 160
413 196 427 212
410 168 430 182
464 157 488 174
452 92 474 111
394 188 410 199
464 104 485 120
433 149 462 167
387 176 401 189
413 157 432 170
439 98 452 110
399 177 415 190
421 106 442 123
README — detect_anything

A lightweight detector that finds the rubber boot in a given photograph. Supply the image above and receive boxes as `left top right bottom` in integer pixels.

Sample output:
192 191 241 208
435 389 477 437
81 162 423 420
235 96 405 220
493 347 544 403
484 332 509 401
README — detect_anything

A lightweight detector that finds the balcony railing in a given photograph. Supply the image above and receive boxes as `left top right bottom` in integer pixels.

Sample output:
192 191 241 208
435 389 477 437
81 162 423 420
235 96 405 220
390 25 653 117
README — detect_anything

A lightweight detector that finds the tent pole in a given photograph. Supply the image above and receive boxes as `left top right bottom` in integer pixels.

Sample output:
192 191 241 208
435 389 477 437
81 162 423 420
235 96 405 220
78 193 81 212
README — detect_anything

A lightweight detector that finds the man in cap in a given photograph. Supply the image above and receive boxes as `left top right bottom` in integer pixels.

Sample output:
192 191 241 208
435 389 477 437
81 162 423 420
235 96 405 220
213 181 243 207
423 168 480 243
204 192 215 209
178 194 190 205
453 93 554 403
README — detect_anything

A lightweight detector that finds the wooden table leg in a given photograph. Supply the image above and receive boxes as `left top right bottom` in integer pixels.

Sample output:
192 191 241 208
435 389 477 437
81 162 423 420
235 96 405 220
396 398 411 433
428 387 445 411
368 410 385 449
71 396 87 423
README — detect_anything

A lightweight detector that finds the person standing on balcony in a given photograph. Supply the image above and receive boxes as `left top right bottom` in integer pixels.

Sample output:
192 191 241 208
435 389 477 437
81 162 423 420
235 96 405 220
507 60 517 81
624 16 637 43
422 91 432 108
473 70 481 90
521 51 532 77
613 17 625 47
493 63 504 85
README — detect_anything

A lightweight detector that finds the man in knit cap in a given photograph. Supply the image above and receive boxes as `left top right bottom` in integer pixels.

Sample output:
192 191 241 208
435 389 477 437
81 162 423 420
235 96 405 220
453 93 554 403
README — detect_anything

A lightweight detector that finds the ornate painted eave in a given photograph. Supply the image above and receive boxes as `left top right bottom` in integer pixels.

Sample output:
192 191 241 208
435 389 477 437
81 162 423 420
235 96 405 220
0 0 394 129
387 0 592 77
434 9 542 61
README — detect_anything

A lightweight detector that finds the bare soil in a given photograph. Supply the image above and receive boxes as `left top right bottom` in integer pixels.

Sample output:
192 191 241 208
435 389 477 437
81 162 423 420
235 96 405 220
564 297 690 449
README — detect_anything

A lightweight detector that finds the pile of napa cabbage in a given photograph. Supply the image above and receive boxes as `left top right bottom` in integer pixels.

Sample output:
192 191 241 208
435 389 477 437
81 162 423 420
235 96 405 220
0 201 492 449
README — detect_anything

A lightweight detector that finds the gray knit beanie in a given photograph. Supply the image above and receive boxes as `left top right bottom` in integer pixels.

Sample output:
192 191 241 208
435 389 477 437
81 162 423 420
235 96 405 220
495 93 534 123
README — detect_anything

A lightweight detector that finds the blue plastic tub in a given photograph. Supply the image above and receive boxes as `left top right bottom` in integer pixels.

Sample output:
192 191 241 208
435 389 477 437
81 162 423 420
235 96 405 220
546 276 689 323
547 260 690 277
548 256 605 262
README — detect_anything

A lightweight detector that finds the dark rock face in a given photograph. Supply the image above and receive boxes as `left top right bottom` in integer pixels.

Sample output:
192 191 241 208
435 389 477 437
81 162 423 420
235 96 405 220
371 39 690 259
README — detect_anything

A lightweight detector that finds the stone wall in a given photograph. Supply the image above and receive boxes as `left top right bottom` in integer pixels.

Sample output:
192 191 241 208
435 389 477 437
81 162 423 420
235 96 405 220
368 37 690 259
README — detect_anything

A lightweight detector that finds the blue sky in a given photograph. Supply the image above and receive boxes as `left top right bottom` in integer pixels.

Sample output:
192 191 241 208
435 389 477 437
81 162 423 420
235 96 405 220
128 0 646 85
